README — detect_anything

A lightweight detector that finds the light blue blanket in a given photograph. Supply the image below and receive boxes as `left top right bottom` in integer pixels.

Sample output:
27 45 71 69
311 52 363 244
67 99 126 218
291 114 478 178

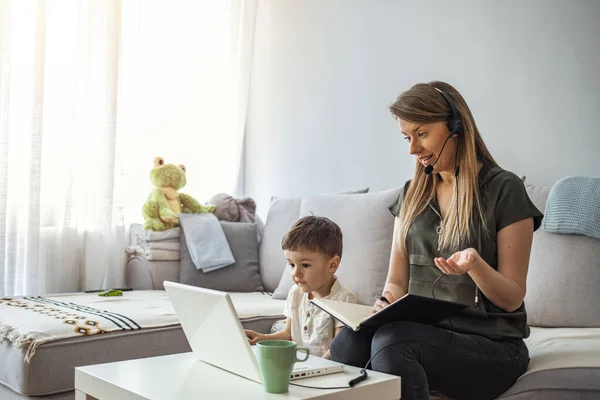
179 213 235 272
542 176 600 240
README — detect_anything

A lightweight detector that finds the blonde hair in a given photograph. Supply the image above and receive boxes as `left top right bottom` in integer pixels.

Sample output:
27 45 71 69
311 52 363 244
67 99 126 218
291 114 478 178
389 81 498 253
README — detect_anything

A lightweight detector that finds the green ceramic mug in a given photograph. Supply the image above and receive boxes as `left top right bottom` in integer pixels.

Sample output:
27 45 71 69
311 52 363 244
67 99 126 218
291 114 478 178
256 340 310 393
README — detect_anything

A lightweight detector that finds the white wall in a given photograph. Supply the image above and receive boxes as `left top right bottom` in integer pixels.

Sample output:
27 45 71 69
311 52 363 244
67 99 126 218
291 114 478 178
245 0 600 217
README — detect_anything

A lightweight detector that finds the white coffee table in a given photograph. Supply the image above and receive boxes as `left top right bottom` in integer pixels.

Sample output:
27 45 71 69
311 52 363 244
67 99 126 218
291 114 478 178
75 352 401 399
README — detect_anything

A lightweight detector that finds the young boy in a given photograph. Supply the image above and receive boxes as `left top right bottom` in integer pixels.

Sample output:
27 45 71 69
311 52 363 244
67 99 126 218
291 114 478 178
245 215 356 359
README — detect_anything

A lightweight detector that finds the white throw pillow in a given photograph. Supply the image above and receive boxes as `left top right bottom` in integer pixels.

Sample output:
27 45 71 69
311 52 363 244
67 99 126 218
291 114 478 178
273 187 400 305
260 188 368 294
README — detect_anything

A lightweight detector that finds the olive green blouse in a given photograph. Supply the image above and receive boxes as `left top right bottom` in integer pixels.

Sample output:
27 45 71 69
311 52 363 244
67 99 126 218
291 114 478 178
388 165 543 340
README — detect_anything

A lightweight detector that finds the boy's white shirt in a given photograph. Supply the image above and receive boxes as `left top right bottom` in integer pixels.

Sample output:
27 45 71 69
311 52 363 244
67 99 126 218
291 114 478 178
283 278 357 357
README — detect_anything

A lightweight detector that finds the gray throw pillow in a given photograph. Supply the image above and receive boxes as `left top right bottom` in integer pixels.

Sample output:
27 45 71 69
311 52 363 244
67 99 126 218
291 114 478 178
179 222 264 292
260 188 369 294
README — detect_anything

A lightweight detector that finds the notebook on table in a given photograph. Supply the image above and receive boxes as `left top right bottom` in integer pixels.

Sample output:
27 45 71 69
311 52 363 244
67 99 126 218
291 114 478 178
311 293 468 331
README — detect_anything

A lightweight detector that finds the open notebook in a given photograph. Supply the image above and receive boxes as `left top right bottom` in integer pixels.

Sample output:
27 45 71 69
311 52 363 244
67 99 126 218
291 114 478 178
311 293 468 331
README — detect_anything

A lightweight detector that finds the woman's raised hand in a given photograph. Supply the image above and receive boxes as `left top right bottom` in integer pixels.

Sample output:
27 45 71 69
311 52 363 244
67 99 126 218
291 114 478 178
434 248 480 275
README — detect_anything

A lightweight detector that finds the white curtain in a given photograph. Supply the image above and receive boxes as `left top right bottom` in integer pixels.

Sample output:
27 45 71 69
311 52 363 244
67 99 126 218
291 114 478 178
0 0 256 296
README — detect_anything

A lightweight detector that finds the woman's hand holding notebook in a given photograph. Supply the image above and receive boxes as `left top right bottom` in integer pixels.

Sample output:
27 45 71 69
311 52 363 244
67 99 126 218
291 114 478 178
311 293 468 332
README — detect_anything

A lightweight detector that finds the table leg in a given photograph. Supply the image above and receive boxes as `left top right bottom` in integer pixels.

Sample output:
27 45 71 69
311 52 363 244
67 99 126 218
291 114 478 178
75 389 98 400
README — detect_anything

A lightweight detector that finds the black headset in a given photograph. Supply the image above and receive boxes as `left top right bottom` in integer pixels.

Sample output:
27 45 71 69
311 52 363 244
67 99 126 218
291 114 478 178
434 87 464 136
424 87 464 176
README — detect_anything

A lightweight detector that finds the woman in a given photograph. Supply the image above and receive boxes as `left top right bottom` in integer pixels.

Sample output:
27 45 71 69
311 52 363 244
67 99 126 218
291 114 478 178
330 81 543 400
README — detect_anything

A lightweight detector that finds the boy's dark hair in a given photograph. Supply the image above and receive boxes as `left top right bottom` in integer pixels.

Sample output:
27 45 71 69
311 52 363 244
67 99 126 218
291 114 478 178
281 215 343 258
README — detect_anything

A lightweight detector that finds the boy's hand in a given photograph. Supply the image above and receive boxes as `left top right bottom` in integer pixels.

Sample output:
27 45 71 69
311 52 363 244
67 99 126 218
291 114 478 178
322 349 331 359
244 329 265 345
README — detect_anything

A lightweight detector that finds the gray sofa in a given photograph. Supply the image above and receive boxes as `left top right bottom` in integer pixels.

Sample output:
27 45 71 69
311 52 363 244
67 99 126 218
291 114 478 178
128 180 600 399
138 180 600 399
1 180 597 399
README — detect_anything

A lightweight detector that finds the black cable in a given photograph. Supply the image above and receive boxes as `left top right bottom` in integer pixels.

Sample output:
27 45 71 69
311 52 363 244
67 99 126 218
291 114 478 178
289 383 354 390
430 150 461 347
289 369 368 390
455 149 461 250
431 273 456 347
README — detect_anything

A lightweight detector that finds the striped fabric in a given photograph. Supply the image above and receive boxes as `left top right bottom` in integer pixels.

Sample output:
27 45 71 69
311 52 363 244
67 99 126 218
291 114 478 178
0 291 178 362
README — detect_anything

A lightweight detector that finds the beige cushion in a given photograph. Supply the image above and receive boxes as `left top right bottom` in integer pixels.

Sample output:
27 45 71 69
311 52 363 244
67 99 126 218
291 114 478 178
522 327 600 377
273 188 400 305
259 197 302 293
228 292 286 319
525 183 600 327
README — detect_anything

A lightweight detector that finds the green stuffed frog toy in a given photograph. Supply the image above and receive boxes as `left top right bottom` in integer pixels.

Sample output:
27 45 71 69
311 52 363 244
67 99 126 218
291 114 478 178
142 157 215 231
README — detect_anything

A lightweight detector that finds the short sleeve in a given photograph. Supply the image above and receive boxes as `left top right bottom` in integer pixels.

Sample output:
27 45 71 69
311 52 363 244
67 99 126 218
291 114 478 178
495 172 544 232
282 285 298 319
388 180 411 218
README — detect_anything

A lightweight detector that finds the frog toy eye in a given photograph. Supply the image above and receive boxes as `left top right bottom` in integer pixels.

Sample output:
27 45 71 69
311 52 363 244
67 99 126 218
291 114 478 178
178 164 186 173
153 157 165 167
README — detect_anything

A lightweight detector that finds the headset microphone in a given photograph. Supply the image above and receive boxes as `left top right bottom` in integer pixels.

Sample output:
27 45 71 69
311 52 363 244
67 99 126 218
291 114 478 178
424 132 453 175
424 87 464 176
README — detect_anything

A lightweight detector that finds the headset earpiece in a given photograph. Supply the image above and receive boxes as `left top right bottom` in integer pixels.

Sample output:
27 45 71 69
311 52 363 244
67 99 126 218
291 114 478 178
450 118 463 136
434 87 463 136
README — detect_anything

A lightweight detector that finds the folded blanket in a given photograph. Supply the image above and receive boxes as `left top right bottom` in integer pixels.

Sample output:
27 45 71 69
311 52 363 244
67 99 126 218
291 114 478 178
542 176 600 239
180 213 235 273
125 245 180 261
140 241 180 252
0 291 179 362
125 241 180 252
130 223 180 243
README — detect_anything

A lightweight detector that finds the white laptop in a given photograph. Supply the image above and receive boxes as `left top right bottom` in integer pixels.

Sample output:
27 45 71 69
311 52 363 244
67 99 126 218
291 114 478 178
164 281 345 382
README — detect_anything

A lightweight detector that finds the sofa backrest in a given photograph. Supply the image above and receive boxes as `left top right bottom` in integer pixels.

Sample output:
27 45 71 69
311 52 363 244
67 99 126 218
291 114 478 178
525 183 600 328
260 181 600 326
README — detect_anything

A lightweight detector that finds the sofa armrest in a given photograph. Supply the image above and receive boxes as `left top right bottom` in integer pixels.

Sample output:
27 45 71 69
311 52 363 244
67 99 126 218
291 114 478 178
125 256 182 290
125 256 155 290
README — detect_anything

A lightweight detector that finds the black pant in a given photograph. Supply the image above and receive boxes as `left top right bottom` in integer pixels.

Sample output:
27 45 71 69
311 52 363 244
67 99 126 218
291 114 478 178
330 321 529 400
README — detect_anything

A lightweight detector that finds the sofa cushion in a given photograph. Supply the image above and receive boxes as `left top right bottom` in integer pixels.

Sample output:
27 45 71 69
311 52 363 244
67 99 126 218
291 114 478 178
0 325 190 396
523 327 600 376
261 188 369 294
179 222 264 292
497 368 600 399
497 327 600 399
525 183 600 327
271 188 399 305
